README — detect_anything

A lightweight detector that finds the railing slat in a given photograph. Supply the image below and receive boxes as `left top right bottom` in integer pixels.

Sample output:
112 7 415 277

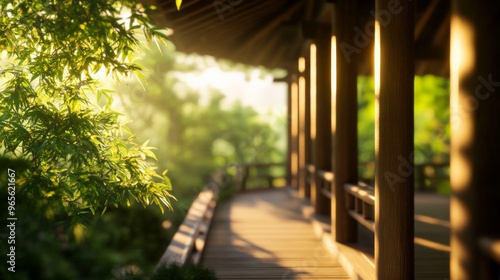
343 183 375 233
344 183 375 206
347 210 375 232
479 237 500 264
157 188 216 267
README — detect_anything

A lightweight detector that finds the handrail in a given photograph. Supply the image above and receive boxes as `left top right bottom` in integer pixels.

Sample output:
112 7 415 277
157 170 223 267
317 170 334 198
157 162 285 267
344 183 375 232
306 164 315 185
235 162 285 191
478 237 500 264
359 160 450 191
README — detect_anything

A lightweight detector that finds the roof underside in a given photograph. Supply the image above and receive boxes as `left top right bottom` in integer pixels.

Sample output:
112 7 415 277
145 0 450 77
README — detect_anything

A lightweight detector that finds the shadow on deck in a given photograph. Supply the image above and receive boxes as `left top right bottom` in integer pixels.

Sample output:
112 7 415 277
201 187 450 280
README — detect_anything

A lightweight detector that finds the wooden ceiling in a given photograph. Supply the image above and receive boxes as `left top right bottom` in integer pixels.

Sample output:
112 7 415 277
144 0 450 77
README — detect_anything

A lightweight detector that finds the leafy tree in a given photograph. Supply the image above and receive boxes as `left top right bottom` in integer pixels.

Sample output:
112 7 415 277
0 0 175 226
114 42 285 199
357 75 450 191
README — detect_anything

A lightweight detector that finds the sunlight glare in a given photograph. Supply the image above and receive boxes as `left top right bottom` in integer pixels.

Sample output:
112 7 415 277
374 20 380 159
450 15 477 279
331 36 337 134
299 76 306 161
291 81 299 139
298 57 306 73
310 44 317 140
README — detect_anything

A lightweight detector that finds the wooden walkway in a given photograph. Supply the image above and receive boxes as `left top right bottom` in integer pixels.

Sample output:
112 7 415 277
202 188 350 279
202 188 450 280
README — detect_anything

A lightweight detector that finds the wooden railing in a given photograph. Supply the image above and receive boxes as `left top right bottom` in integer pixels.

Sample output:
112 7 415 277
359 161 450 191
157 163 284 267
478 237 500 278
344 182 375 232
414 161 449 191
157 170 223 267
317 169 334 198
235 162 286 191
306 164 315 186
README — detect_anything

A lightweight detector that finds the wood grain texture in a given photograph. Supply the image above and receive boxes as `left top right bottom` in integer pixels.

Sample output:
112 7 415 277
201 188 451 279
201 188 350 280
311 26 332 217
450 1 500 279
333 0 359 244
374 0 415 278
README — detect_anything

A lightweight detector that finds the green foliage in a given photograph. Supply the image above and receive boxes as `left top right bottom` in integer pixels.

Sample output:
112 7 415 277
0 189 170 280
357 75 450 191
114 42 285 200
0 0 174 225
414 75 450 162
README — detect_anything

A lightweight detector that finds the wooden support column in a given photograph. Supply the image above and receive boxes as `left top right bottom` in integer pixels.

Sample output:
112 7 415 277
304 53 312 199
450 1 500 279
332 0 358 243
290 76 299 189
374 0 414 279
310 26 332 217
298 56 311 199
287 79 292 186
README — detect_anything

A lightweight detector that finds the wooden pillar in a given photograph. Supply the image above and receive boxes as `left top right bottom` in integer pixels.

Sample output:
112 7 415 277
304 52 312 199
332 0 358 243
290 77 299 189
374 0 414 279
298 56 311 199
310 26 332 217
450 1 500 279
287 80 292 186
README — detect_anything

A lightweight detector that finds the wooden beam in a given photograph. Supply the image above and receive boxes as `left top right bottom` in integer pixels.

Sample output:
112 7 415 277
414 0 441 40
235 1 304 58
332 0 358 244
202 1 277 44
254 35 281 66
374 0 415 279
450 1 500 279
310 26 332 217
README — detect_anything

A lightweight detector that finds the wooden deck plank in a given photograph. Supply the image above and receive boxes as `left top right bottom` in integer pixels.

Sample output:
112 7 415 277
202 188 350 280
202 188 450 279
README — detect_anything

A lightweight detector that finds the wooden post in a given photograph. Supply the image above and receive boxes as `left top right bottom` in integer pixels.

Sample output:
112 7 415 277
298 56 311 199
332 0 358 243
304 53 312 199
450 1 500 279
374 0 414 279
290 77 299 189
310 26 332 217
287 79 292 186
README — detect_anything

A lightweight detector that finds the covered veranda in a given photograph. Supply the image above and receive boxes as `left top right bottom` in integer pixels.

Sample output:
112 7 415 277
151 0 500 279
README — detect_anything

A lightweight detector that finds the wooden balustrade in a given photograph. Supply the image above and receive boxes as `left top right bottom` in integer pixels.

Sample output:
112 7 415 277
478 237 500 278
157 171 223 267
479 237 500 263
306 164 315 185
157 163 285 268
344 183 375 232
157 189 216 266
317 169 334 199
236 162 286 191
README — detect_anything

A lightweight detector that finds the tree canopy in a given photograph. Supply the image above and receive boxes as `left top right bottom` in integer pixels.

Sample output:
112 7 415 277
0 0 174 225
